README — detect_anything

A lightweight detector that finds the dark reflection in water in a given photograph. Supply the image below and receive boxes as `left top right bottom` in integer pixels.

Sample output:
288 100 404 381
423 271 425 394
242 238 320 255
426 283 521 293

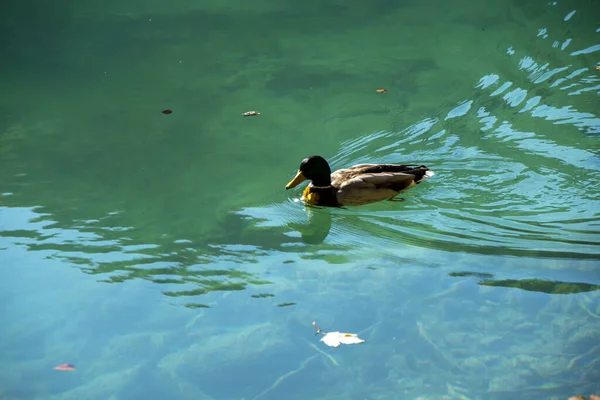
288 206 333 245
449 271 495 279
0 203 342 308
480 278 600 294
449 271 600 294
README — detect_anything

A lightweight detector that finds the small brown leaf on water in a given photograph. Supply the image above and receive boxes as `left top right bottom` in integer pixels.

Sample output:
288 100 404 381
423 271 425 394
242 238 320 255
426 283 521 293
54 364 75 371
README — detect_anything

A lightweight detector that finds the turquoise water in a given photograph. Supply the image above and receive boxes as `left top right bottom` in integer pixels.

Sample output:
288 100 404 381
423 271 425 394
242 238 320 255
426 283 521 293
1 0 599 399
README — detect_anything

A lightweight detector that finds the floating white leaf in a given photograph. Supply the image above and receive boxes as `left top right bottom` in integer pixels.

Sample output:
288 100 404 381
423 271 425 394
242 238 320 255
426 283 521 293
320 331 365 348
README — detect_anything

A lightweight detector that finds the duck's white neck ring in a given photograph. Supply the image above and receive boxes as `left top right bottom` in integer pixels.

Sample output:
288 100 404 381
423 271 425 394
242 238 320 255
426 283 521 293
311 185 333 189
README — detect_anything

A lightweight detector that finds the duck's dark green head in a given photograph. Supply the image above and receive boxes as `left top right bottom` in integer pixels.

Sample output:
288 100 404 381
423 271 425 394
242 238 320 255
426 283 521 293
285 155 332 189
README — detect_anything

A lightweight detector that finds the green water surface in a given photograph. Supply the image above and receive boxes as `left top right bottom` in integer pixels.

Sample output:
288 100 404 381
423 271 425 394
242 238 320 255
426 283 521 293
1 0 599 399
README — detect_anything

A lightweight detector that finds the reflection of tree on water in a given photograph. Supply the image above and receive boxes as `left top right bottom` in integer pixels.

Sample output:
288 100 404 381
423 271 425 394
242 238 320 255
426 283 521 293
0 197 342 309
5 186 600 309
479 278 600 295
449 272 600 295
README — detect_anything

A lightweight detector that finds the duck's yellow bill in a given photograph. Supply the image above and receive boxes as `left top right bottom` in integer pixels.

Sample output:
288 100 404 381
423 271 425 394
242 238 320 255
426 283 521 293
285 170 306 190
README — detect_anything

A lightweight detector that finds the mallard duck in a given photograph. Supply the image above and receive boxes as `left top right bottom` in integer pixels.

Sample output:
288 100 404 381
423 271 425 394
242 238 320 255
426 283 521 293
285 155 434 207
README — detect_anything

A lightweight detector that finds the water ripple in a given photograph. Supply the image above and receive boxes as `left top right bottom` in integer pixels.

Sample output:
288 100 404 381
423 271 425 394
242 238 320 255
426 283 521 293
275 24 600 261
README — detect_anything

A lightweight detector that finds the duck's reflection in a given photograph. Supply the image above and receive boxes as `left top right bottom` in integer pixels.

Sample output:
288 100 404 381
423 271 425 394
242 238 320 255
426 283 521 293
288 205 333 245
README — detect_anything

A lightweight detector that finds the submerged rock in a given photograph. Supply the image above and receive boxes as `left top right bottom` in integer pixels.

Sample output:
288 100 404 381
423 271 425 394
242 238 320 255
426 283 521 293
49 364 143 400
488 373 527 392
566 326 600 353
530 355 569 378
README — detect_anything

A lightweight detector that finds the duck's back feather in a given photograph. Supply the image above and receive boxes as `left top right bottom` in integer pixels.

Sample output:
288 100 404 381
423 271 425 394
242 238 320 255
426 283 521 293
331 164 432 206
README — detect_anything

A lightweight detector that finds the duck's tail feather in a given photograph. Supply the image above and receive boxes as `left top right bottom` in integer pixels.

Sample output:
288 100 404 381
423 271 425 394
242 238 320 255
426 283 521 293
416 168 434 182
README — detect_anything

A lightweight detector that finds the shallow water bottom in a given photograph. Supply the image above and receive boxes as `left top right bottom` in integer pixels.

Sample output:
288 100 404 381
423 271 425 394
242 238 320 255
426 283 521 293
2 237 599 400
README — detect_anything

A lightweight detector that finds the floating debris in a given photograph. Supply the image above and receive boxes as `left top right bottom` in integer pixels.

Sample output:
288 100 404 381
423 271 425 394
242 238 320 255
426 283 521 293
54 364 75 371
161 109 173 114
242 111 260 117
312 321 365 348
376 88 387 93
